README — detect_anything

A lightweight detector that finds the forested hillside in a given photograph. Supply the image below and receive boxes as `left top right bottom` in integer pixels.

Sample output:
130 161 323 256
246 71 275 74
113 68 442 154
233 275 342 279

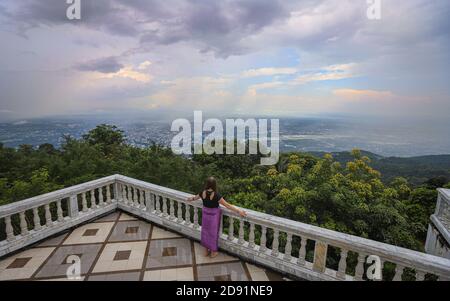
1 125 449 254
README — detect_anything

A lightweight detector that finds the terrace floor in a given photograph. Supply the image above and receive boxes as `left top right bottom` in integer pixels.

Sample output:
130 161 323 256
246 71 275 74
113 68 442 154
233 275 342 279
0 210 289 281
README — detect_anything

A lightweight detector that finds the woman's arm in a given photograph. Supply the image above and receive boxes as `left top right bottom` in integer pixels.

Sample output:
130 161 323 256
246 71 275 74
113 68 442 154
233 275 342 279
186 194 201 202
219 198 247 217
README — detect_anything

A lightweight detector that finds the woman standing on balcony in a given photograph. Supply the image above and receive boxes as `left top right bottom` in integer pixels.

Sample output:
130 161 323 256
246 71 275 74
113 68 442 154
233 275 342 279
187 177 247 258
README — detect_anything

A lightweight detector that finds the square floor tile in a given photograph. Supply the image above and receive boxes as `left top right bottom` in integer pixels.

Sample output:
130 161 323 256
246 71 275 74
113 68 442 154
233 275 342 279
94 211 120 223
114 250 131 261
245 263 270 281
146 238 192 269
0 247 55 280
35 244 102 279
64 222 114 245
88 271 141 281
83 229 99 237
151 226 181 239
119 213 137 221
93 241 147 273
36 233 68 247
108 221 151 242
143 267 194 281
197 262 248 281
194 242 238 265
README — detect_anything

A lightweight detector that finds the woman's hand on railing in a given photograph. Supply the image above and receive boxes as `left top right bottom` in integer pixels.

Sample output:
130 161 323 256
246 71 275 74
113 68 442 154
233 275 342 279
238 209 247 217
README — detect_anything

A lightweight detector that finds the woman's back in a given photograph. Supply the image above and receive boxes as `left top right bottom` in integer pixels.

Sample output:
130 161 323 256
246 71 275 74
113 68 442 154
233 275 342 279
199 190 222 208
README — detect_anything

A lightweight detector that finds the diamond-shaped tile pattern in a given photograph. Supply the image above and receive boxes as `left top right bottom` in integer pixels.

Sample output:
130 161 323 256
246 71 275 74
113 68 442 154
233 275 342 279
0 211 289 281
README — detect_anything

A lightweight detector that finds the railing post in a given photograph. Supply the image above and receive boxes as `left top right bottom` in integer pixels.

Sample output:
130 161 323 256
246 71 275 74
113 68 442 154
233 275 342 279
298 236 307 266
114 182 119 202
162 198 168 217
355 253 366 281
337 248 348 280
90 189 96 209
82 192 88 212
249 222 255 248
98 187 104 206
185 204 191 226
133 187 139 207
193 207 199 229
271 229 280 257
156 195 161 215
69 194 79 218
228 216 234 241
19 211 29 236
56 199 64 222
284 232 292 260
313 241 328 273
122 185 127 204
393 264 404 281
145 191 152 212
169 199 175 219
260 225 267 252
177 201 183 223
45 204 52 227
238 218 245 244
5 215 14 241
33 207 41 231
138 189 144 209
106 185 112 203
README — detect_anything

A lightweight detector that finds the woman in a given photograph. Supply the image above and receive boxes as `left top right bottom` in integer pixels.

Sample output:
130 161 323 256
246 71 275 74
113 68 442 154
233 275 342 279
187 177 247 258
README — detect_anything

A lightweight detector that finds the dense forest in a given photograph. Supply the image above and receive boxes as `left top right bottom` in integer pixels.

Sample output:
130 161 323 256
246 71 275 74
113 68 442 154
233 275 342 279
1 124 449 254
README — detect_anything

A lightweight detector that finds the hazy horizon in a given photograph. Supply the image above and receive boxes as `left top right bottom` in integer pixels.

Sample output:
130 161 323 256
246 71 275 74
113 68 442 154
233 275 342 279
0 0 449 125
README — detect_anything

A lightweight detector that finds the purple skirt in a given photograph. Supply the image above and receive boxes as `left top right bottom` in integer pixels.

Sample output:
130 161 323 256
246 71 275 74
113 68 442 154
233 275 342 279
201 207 222 252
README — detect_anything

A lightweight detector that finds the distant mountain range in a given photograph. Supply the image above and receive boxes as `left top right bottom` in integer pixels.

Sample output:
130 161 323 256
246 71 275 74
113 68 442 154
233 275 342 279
308 150 450 185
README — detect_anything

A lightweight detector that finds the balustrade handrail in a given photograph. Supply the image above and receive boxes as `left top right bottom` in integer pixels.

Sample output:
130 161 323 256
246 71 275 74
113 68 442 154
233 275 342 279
0 175 116 219
116 175 450 277
1 174 450 279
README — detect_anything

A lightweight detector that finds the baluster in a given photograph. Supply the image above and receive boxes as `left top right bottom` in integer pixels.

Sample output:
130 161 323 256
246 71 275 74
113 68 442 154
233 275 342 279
156 195 162 215
98 187 104 206
45 204 52 227
193 207 199 229
133 187 139 207
260 226 267 251
5 216 14 241
106 185 111 203
145 191 151 212
354 253 366 281
393 264 404 281
33 207 41 231
249 223 255 248
298 236 307 266
122 185 127 203
228 216 234 241
127 185 132 204
150 193 156 213
169 199 175 219
162 198 168 217
336 248 348 280
272 229 280 257
90 189 96 209
219 214 223 236
177 201 183 223
185 204 191 225
138 189 144 208
82 192 88 212
238 219 245 244
20 212 28 236
284 232 292 260
415 271 425 281
56 199 64 222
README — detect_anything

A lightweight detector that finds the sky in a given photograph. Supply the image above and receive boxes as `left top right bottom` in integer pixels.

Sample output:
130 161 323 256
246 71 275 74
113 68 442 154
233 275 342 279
0 0 449 122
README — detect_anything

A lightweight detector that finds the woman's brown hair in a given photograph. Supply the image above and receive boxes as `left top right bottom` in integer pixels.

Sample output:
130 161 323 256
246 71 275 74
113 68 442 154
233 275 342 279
204 177 217 193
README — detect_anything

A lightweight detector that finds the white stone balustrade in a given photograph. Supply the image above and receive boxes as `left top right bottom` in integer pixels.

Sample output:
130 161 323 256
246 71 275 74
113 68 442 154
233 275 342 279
1 174 450 281
425 189 450 259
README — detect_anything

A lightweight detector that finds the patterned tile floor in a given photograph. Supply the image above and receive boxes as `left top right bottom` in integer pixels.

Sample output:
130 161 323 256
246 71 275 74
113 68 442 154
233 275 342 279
0 211 289 281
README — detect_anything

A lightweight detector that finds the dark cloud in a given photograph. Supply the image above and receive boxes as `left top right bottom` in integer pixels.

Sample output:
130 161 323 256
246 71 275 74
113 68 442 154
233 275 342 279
5 0 288 57
75 56 123 73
